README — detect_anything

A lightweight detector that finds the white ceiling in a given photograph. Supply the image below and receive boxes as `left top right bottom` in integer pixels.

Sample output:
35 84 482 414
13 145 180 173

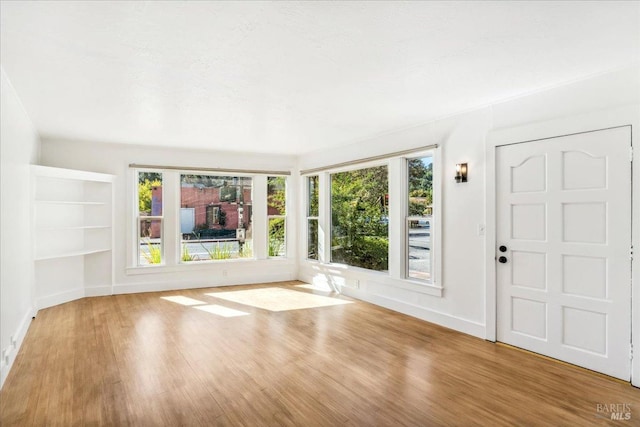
1 1 639 155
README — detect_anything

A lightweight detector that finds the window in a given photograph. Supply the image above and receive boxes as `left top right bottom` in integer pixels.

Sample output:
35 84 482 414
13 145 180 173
306 176 319 260
300 148 439 289
407 155 433 282
180 174 253 262
206 205 220 226
331 165 388 271
137 171 163 265
267 176 286 257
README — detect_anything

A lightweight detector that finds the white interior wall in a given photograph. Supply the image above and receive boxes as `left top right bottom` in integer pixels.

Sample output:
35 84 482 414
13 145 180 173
492 66 640 129
0 68 40 388
39 141 298 295
298 65 640 339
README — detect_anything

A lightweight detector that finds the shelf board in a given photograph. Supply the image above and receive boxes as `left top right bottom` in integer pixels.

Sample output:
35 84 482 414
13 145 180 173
36 200 106 206
35 248 112 261
32 165 115 183
37 225 111 231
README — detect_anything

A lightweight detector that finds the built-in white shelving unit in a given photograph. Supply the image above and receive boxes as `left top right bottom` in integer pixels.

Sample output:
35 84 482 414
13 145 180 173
32 165 115 309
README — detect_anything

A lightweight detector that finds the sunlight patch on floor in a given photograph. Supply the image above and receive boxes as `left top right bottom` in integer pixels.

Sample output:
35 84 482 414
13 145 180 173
205 287 352 312
193 304 249 317
161 296 207 306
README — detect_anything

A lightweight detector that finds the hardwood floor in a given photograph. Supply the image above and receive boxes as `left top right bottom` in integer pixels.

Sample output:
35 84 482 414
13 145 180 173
1 281 638 426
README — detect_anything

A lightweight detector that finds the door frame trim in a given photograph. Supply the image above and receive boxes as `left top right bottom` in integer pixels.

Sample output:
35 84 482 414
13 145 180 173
484 104 639 385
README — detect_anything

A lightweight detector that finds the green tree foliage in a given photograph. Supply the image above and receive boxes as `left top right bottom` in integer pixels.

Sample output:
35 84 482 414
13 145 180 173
138 178 162 213
331 166 389 271
408 158 433 216
306 176 320 259
308 176 319 216
307 219 319 260
267 176 286 215
269 217 286 256
267 177 286 256
138 172 162 182
408 158 432 192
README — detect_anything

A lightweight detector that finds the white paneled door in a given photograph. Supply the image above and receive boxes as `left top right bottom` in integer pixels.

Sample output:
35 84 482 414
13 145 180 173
496 126 632 380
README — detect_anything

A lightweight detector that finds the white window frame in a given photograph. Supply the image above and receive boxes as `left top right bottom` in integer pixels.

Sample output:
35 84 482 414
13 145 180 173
135 169 164 267
404 151 437 285
267 176 287 258
305 175 320 261
300 147 442 296
129 166 295 272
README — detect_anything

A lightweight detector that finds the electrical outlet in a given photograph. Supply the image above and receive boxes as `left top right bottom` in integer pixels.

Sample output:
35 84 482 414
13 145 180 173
10 335 16 348
222 270 228 277
355 279 360 289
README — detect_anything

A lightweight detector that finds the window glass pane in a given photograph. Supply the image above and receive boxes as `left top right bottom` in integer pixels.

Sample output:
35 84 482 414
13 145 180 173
139 219 162 265
408 218 432 281
407 155 434 282
307 219 318 260
180 174 253 262
331 166 388 271
268 217 286 257
138 171 162 266
408 156 433 216
267 176 286 215
307 175 319 217
138 172 163 216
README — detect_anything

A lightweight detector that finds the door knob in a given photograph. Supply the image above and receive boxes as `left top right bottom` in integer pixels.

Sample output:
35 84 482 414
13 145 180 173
499 245 507 252
498 256 508 263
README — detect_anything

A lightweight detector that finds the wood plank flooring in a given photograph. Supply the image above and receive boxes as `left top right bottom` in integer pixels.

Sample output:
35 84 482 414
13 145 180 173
1 281 638 426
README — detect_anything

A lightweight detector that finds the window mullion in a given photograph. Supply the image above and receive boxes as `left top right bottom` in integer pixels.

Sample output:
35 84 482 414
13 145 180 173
163 170 178 266
318 173 331 264
388 157 403 278
252 175 268 259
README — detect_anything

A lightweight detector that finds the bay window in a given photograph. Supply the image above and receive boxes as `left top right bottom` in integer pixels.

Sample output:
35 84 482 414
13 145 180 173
300 145 440 290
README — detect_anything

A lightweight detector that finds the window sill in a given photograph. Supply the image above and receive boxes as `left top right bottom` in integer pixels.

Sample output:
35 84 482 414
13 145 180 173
126 258 294 275
300 260 443 297
382 277 443 297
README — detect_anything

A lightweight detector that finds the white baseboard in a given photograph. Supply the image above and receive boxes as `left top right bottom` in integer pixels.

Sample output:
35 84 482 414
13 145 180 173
339 286 486 338
299 270 486 339
85 286 112 297
0 306 35 390
37 287 85 310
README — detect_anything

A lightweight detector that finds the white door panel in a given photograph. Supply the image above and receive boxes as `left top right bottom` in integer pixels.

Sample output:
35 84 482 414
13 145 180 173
497 126 631 380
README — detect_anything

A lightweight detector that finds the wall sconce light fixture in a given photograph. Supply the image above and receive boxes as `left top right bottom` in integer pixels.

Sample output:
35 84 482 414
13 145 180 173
455 163 468 183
